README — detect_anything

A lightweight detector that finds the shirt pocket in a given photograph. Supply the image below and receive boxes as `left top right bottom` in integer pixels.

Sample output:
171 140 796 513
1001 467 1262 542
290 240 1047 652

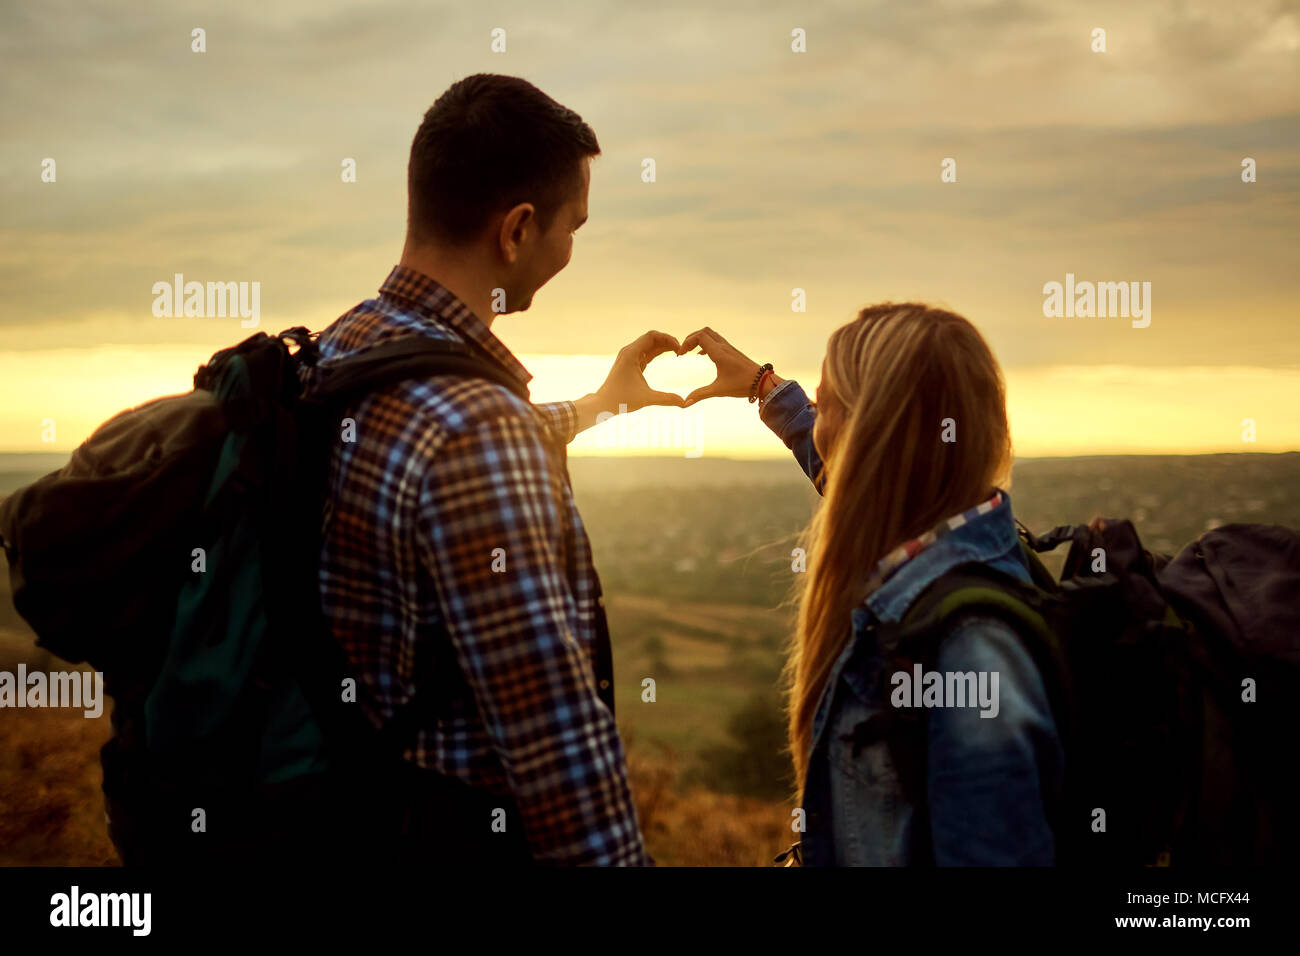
827 688 900 790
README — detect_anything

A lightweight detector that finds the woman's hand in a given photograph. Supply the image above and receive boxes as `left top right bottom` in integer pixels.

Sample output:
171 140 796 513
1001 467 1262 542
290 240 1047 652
677 327 780 407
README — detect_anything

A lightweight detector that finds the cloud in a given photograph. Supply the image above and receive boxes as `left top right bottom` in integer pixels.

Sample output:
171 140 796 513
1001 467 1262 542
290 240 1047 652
0 0 1296 391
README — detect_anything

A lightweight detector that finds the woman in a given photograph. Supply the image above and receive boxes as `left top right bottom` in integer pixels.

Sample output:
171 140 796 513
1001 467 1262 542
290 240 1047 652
679 305 1064 866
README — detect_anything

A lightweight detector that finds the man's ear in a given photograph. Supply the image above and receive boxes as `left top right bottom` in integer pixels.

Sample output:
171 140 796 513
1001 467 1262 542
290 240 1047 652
497 202 536 265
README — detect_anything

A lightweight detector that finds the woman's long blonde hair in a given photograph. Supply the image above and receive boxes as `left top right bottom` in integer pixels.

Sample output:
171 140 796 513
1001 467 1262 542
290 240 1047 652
785 303 1013 787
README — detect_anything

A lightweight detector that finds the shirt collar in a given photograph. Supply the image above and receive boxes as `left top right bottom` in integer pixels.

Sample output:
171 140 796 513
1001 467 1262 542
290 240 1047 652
862 489 1019 623
377 264 532 386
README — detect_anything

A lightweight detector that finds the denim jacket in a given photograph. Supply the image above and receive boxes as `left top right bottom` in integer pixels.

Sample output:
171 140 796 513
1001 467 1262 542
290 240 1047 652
761 380 1064 866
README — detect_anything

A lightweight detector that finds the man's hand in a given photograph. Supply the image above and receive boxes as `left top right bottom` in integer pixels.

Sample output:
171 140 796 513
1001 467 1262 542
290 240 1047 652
571 331 684 433
677 327 774 407
598 330 685 413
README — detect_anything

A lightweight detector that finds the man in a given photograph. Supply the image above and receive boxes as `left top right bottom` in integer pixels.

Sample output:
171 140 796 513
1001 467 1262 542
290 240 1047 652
312 74 679 865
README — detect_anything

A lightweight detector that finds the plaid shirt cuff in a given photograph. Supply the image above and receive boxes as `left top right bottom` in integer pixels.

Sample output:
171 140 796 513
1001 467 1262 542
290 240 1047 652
536 401 579 445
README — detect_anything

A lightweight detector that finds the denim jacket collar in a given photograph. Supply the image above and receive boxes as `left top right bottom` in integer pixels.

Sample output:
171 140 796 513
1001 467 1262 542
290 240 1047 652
864 489 1020 624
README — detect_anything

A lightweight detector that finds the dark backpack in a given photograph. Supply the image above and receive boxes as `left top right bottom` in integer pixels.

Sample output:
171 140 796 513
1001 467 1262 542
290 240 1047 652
848 518 1300 867
0 327 536 865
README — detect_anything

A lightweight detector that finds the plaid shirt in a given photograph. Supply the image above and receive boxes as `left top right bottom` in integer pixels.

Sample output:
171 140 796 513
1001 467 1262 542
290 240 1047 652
312 265 649 865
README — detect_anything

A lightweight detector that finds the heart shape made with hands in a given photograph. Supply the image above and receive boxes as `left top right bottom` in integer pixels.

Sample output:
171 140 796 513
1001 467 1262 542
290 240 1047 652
605 328 751 412
639 349 718 404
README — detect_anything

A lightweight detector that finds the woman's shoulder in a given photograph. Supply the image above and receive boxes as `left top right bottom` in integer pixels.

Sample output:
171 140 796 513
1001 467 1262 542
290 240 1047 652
935 610 1041 679
930 609 1060 742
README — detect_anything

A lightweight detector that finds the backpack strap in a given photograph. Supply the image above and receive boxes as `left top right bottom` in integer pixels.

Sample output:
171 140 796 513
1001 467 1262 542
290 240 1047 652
842 563 1069 865
307 335 530 406
1016 530 1063 592
263 333 533 772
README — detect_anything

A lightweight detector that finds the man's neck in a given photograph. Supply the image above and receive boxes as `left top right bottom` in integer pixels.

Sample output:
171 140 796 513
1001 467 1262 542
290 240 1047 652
399 239 498 328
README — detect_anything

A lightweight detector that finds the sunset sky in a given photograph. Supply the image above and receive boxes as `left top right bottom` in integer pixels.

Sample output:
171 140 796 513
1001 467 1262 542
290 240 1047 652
1 0 1297 457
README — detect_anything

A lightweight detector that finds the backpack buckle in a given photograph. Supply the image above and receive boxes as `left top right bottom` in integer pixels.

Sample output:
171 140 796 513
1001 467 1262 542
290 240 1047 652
773 842 803 866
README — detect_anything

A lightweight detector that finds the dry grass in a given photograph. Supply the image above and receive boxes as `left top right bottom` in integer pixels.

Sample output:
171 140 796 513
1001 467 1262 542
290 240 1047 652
0 707 119 866
625 741 796 867
0 699 791 867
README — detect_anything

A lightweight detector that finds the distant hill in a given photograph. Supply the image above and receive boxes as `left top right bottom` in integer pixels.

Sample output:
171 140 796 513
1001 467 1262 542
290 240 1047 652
567 451 1300 606
0 453 69 494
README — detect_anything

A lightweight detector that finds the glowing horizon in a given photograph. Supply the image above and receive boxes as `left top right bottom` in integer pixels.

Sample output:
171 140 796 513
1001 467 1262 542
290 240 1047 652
1 344 1296 458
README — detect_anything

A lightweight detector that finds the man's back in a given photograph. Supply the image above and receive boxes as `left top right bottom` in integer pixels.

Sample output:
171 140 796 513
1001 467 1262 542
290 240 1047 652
314 265 649 865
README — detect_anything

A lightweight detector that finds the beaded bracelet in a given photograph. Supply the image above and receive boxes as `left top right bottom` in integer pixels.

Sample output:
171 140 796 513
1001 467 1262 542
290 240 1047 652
748 363 774 403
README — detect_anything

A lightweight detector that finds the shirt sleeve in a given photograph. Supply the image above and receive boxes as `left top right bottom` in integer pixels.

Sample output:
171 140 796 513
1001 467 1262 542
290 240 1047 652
925 614 1063 865
533 400 578 445
415 409 650 865
759 380 825 493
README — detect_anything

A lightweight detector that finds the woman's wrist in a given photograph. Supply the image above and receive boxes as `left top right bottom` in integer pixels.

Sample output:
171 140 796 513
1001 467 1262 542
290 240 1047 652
758 371 784 401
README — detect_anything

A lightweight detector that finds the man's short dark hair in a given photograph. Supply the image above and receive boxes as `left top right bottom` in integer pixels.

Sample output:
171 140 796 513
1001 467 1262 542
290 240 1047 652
407 74 600 245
